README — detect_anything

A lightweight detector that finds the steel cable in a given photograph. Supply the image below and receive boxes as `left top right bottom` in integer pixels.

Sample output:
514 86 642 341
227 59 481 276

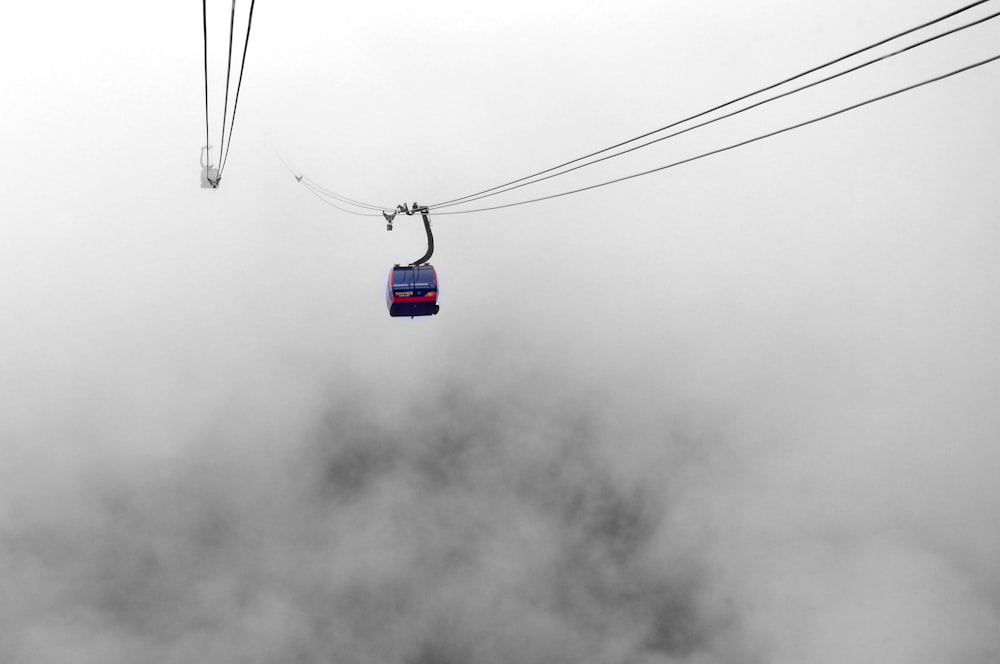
217 0 237 179
301 180 382 217
219 0 256 177
431 8 1000 211
430 53 1000 216
274 148 391 211
428 0 995 209
202 0 211 166
301 177 392 211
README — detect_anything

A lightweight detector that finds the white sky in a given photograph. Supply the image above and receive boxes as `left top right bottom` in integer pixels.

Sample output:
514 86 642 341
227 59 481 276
1 1 999 662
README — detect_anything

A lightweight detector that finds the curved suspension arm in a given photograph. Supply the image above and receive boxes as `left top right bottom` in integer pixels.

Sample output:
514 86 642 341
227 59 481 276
411 208 434 265
387 203 435 265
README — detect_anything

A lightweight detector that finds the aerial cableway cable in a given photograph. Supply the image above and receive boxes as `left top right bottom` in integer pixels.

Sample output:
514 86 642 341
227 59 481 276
428 0 996 209
300 180 383 217
430 53 1000 216
202 0 211 163
218 0 256 178
304 179 391 211
430 7 1000 211
275 149 389 215
218 0 237 179
200 0 256 188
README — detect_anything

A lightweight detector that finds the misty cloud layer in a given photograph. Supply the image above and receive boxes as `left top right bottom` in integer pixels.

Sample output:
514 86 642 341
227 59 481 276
3 318 999 663
2 349 715 663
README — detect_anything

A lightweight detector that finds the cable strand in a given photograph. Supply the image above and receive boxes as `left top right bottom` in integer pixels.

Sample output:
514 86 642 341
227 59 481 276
432 8 1000 210
219 0 255 177
202 0 211 165
273 148 392 211
431 53 1000 216
301 180 382 217
428 0 994 208
301 177 393 211
217 0 237 177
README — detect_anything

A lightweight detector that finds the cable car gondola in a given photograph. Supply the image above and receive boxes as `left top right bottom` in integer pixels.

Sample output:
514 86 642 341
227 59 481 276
387 264 439 317
384 204 440 318
200 146 219 189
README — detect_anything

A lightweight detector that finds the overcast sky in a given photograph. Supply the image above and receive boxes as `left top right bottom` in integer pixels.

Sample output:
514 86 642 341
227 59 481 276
2 1 999 663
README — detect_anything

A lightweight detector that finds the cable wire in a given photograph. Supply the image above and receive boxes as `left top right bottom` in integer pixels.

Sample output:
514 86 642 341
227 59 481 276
219 0 256 177
430 53 1000 216
202 0 211 166
301 177 393 211
431 7 1000 211
301 180 382 217
274 148 392 211
217 0 237 178
428 0 995 208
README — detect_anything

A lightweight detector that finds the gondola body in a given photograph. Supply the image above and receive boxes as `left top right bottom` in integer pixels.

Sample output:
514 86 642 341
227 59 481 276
386 264 439 317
